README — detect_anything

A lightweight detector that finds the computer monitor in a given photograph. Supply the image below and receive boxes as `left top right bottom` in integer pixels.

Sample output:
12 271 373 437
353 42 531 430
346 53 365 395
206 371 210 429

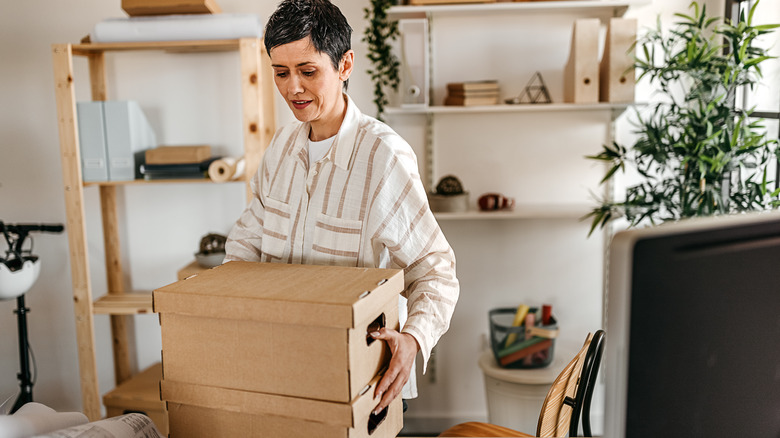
604 212 780 437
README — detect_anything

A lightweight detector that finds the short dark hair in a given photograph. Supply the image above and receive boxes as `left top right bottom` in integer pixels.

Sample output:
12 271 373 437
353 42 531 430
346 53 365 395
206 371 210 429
264 0 353 73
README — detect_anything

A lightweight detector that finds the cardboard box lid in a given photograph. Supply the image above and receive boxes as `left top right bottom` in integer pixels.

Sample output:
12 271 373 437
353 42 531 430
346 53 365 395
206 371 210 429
122 0 222 16
160 374 383 428
153 261 403 329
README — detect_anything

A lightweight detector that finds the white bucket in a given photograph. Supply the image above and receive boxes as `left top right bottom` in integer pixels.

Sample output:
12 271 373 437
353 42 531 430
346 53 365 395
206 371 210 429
478 347 573 433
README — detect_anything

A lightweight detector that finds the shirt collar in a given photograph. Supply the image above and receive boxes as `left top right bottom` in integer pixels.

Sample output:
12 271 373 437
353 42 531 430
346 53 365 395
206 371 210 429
291 94 360 171
330 94 360 171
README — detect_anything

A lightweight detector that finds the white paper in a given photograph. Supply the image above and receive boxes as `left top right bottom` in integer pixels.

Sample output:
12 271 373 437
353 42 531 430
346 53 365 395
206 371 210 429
91 13 263 43
32 413 162 438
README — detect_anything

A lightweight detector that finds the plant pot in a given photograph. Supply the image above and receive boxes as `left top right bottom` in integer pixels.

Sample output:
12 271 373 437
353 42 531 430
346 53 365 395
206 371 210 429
428 192 469 213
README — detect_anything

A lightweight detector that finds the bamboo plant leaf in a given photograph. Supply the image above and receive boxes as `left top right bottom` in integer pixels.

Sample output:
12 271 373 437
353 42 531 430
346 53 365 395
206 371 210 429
586 0 779 235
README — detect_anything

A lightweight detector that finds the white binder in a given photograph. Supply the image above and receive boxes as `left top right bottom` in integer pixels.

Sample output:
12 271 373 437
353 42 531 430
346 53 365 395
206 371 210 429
104 101 157 181
76 102 109 182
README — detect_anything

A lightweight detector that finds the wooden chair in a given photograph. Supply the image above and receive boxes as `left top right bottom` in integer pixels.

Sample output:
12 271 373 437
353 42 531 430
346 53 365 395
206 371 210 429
438 330 606 437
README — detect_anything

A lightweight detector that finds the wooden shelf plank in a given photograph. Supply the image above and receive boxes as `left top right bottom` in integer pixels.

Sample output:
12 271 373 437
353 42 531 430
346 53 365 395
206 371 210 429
82 178 243 187
71 39 243 56
93 293 154 315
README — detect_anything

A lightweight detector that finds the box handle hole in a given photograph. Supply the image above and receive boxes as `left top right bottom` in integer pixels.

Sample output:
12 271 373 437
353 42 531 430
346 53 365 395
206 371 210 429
366 313 386 346
368 406 388 435
122 409 147 415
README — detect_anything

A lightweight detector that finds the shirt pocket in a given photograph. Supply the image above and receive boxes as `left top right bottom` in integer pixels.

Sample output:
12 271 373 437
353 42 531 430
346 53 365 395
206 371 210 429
311 213 363 267
261 196 291 261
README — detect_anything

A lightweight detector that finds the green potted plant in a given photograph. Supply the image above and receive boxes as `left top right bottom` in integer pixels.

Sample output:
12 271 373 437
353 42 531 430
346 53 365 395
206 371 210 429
585 1 779 235
363 0 400 120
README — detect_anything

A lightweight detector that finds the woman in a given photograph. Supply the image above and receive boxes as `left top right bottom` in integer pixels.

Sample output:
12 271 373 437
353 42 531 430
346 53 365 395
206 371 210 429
224 0 458 416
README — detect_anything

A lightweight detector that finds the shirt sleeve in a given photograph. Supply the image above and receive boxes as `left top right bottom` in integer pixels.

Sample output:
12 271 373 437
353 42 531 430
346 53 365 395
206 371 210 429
224 157 267 263
368 138 459 373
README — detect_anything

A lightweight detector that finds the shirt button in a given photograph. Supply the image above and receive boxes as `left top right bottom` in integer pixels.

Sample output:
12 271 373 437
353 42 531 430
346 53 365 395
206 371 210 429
312 170 318 176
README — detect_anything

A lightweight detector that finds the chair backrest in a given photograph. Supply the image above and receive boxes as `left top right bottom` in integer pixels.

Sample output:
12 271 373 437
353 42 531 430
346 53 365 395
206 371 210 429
535 330 606 437
569 330 606 437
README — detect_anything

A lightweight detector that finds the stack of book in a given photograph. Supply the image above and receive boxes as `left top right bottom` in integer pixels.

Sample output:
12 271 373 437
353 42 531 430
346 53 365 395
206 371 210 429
444 80 500 106
140 145 217 180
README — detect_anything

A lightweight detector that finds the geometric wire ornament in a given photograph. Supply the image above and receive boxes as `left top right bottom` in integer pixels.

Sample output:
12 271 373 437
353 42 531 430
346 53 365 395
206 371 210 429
505 71 552 104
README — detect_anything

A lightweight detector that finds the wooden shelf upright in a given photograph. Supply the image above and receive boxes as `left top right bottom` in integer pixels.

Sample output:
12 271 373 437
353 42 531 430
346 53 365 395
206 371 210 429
51 38 276 421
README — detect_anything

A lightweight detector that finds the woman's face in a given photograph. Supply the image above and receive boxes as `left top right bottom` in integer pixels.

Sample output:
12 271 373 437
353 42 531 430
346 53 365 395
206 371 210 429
270 36 353 137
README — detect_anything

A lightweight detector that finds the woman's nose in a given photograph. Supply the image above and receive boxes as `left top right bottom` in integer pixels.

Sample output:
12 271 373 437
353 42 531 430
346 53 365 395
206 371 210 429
289 74 304 94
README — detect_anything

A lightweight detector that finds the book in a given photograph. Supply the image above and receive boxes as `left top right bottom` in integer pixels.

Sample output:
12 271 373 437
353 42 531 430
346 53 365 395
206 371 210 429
140 157 219 180
444 95 499 106
446 80 499 93
146 145 211 165
142 171 208 180
446 89 500 98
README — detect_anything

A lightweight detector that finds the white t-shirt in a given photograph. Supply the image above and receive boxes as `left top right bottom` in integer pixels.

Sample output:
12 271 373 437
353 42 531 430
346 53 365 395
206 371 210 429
308 136 335 167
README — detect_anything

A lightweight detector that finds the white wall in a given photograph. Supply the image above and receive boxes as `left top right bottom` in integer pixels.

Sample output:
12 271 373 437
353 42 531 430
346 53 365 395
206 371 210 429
0 0 777 435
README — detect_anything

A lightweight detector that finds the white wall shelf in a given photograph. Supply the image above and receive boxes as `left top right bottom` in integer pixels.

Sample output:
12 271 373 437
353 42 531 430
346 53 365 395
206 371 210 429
388 0 649 19
386 102 632 116
434 204 591 220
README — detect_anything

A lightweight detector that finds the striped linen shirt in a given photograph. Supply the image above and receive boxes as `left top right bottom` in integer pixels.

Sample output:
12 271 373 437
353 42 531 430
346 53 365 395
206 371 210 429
225 95 459 381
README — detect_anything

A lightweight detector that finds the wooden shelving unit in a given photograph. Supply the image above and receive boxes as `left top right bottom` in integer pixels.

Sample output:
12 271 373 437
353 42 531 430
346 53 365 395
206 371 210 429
51 38 276 421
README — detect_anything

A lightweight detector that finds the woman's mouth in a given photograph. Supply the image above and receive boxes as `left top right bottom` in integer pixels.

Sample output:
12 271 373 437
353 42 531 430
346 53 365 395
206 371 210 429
292 99 311 110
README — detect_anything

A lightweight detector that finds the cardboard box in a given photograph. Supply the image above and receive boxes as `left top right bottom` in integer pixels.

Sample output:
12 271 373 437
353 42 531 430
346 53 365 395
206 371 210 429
176 260 207 281
154 261 403 403
162 376 403 438
122 0 222 16
103 363 168 435
145 145 211 165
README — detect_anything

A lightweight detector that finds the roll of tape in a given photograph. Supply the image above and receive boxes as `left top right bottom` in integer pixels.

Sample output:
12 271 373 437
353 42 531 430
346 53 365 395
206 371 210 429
208 157 245 182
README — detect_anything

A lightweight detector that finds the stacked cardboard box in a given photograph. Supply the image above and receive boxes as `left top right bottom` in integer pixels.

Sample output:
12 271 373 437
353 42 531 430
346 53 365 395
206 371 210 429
153 261 405 437
444 80 500 106
103 363 168 435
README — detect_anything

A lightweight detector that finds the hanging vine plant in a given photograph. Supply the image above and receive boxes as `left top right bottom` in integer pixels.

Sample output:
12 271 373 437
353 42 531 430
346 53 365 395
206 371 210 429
363 0 400 120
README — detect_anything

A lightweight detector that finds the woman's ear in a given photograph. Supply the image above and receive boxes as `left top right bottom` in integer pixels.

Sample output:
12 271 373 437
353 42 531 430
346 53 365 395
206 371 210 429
339 50 355 82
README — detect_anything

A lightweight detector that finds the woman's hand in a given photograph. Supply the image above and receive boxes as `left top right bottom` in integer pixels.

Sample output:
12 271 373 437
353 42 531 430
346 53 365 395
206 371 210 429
370 328 420 415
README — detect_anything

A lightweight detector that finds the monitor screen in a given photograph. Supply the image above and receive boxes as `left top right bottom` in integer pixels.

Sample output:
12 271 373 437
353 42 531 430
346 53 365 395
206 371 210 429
604 212 780 437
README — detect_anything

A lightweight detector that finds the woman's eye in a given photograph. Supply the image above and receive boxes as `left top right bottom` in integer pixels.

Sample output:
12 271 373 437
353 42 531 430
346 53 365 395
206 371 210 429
302 70 315 77
275 71 288 78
